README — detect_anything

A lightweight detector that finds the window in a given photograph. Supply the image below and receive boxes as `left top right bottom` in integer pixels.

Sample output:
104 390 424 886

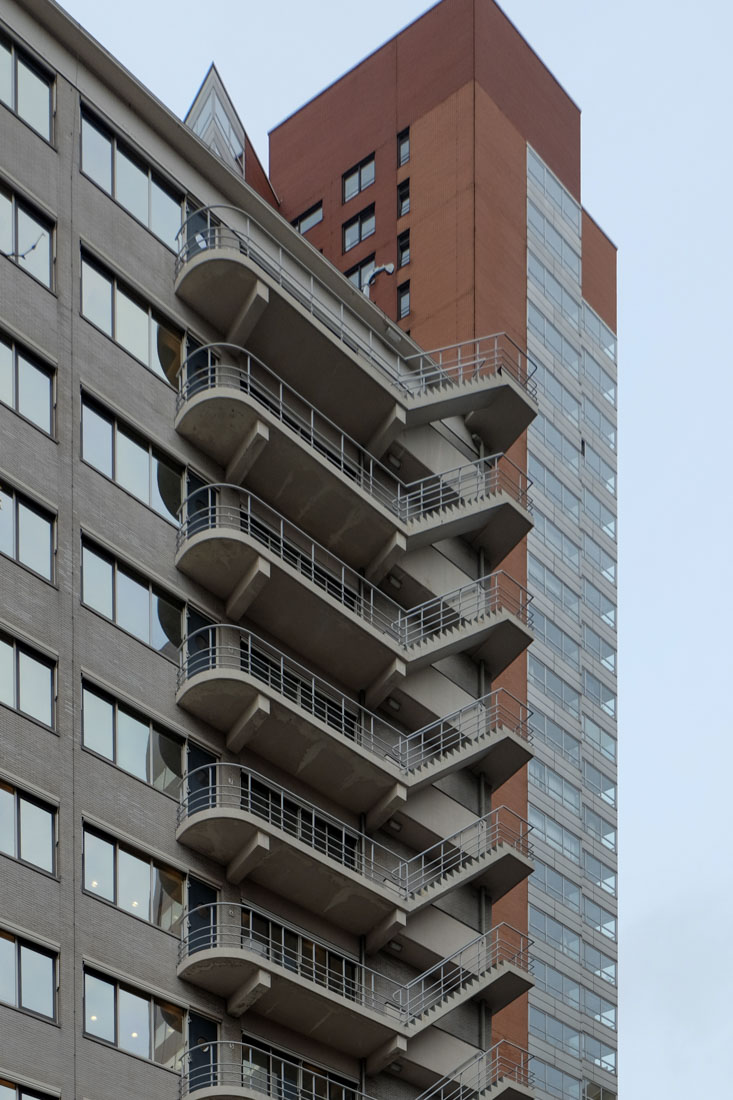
528 302 579 375
0 35 53 140
527 148 581 233
532 958 581 1010
583 849 617 897
82 682 184 794
292 203 323 235
583 669 616 717
528 252 580 327
528 554 580 621
397 179 410 217
584 990 617 1031
532 858 581 912
0 184 53 288
241 907 358 998
342 155 375 203
531 708 580 766
0 484 54 579
397 128 410 166
584 488 616 540
529 758 580 815
532 510 580 570
533 360 580 422
83 826 190 931
583 805 616 852
528 455 580 522
81 112 182 249
530 414 579 471
582 349 616 407
397 229 410 268
83 969 185 1067
81 541 183 657
0 931 56 1018
529 1058 581 1100
532 609 579 668
242 1037 358 1100
530 905 581 961
345 254 375 292
81 397 183 521
583 533 616 584
583 579 616 628
583 896 617 941
342 204 375 252
0 634 55 727
585 442 616 496
584 1037 616 1076
583 760 616 806
0 332 53 433
527 199 580 281
585 1083 617 1100
397 281 410 319
583 941 616 985
583 302 617 362
584 397 616 451
528 804 580 864
529 653 580 716
0 1082 56 1100
530 1006 581 1058
0 782 55 873
80 255 183 383
583 714 617 763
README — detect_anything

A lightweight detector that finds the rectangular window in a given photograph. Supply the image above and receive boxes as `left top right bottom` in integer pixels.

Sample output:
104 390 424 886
583 301 617 362
532 608 579 668
0 34 53 140
0 634 55 727
583 940 617 985
583 804 616 852
528 454 580 522
529 1006 581 1059
532 510 580 571
583 896 617 941
529 758 580 815
397 128 410 167
81 541 183 658
528 251 580 327
584 396 616 451
583 532 616 584
531 708 580 766
583 759 616 807
82 681 184 795
0 930 56 1018
397 229 410 268
528 554 580 621
584 1036 617 1076
528 302 579 375
529 1058 581 1100
584 488 616 540
83 969 185 1068
80 254 183 384
583 579 616 628
583 349 616 407
292 202 323 235
533 360 580 422
527 199 580 280
81 396 183 522
83 825 195 932
342 155 375 203
532 858 581 912
583 669 616 718
527 148 581 233
529 908 580 961
397 179 410 217
583 849 617 897
81 111 182 250
0 483 54 580
345 254 375 292
0 183 53 288
529 653 580 717
585 442 616 496
583 713 617 763
528 804 580 864
397 281 410 319
0 331 54 434
342 204 375 252
530 413 579 471
532 958 581 1010
0 781 55 873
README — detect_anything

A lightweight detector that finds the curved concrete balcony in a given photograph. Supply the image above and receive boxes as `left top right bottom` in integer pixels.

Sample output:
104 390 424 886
175 492 533 692
180 1039 533 1100
176 626 532 821
174 209 536 452
175 764 532 939
177 904 531 1047
174 344 532 572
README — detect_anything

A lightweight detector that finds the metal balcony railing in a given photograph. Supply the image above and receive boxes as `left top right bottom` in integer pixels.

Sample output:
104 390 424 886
177 492 532 646
179 903 529 1025
175 207 536 400
178 623 531 772
177 763 532 898
176 343 532 520
179 1039 532 1099
418 1042 533 1100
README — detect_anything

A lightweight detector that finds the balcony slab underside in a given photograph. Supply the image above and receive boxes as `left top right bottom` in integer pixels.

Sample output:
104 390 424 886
406 378 537 455
176 531 532 686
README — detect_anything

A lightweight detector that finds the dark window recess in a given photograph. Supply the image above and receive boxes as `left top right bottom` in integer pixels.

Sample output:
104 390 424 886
397 179 410 217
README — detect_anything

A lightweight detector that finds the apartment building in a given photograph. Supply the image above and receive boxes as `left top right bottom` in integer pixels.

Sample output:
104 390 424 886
0 4 615 1100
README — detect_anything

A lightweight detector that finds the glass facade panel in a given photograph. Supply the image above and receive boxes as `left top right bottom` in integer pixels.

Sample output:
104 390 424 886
18 649 53 725
151 453 181 520
0 638 14 707
81 115 112 192
81 260 113 334
116 428 149 501
116 568 149 641
82 545 113 618
0 188 11 255
19 944 54 1016
150 179 181 250
116 147 148 224
118 848 151 918
16 57 51 139
18 797 53 872
116 708 149 781
151 727 182 794
151 591 181 656
153 1000 184 1068
115 287 149 364
0 40 11 107
82 402 113 477
0 337 12 406
118 986 150 1057
17 353 52 432
85 972 115 1041
0 783 14 855
152 865 183 931
151 317 182 382
0 932 15 1005
16 207 50 286
0 488 12 556
82 685 114 758
84 830 115 900
17 501 52 579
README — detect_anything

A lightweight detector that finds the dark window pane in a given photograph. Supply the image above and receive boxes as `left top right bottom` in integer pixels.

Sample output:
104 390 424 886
151 179 181 250
154 1000 184 1068
116 427 149 503
152 318 182 383
118 986 150 1057
116 568 149 641
84 830 114 900
82 402 113 477
151 453 181 521
82 686 114 758
152 865 183 932
17 207 51 286
116 707 149 781
0 337 12 407
16 58 51 140
17 501 52 579
152 592 181 656
82 260 113 335
115 287 149 364
0 783 15 856
0 931 15 1005
151 727 182 794
361 160 375 188
85 972 115 1041
118 848 151 919
18 649 53 725
82 116 112 193
82 546 113 618
0 488 13 557
18 797 53 871
17 354 52 433
19 944 54 1016
343 171 358 202
0 40 10 107
116 148 148 224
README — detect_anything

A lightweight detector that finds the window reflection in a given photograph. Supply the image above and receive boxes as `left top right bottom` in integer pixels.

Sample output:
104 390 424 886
118 848 151 917
18 649 53 725
18 797 54 872
81 259 113 335
84 830 114 900
152 592 182 656
116 148 148 224
116 428 149 501
116 709 149 781
115 287 149 364
154 1000 184 1068
16 58 51 140
85 972 115 1042
0 931 15 1005
82 402 113 477
0 40 11 107
19 943 54 1016
16 206 50 285
82 545 113 618
17 351 53 433
17 501 52 579
82 685 114 758
81 116 112 192
116 568 149 641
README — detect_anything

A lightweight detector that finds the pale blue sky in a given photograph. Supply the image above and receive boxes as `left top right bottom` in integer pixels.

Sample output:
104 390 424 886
57 0 733 1092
